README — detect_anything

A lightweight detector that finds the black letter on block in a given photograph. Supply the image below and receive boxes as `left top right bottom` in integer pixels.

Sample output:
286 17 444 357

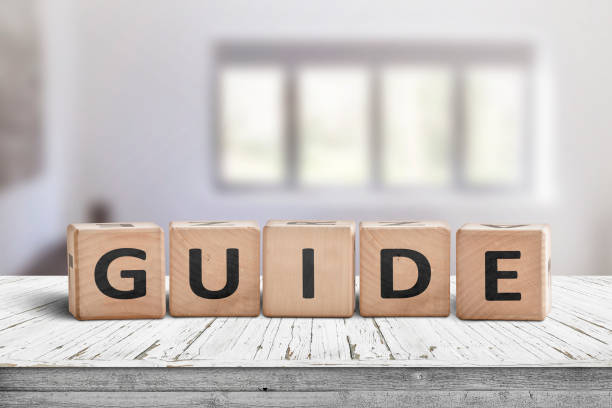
189 248 239 299
485 251 521 301
95 248 147 299
381 249 431 298
302 248 314 298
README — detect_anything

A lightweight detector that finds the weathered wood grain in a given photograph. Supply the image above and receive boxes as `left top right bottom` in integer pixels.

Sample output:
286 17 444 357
1 367 611 392
0 276 609 368
0 390 609 408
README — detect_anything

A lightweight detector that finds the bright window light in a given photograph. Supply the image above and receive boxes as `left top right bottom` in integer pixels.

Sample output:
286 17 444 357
464 65 525 186
297 66 370 186
381 66 452 186
220 66 285 185
216 44 532 192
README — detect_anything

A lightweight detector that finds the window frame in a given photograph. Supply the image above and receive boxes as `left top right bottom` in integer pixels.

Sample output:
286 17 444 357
212 41 534 193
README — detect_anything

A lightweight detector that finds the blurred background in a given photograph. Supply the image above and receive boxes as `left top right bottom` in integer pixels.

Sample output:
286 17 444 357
1 0 611 276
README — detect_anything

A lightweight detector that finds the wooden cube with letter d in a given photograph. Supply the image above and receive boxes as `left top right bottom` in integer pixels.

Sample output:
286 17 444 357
263 220 355 317
359 221 450 317
66 222 165 320
456 223 551 320
169 221 260 317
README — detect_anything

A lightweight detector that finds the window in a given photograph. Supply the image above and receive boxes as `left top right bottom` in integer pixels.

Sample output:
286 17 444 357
298 66 370 186
219 66 285 184
215 43 532 191
381 65 452 186
463 65 526 186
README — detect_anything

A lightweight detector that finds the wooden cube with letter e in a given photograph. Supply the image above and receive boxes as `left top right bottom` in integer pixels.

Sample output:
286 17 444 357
359 221 450 317
66 222 165 320
169 221 260 317
263 220 355 317
456 223 551 320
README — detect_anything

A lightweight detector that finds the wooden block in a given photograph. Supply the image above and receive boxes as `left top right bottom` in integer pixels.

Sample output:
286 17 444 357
66 222 165 320
456 223 551 320
263 220 355 317
169 221 260 317
359 221 450 317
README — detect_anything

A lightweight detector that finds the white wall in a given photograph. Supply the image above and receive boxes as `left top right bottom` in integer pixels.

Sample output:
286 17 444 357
3 0 612 275
0 0 75 275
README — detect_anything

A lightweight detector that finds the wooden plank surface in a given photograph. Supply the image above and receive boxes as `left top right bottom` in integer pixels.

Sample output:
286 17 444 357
0 390 610 408
1 367 611 391
0 276 610 368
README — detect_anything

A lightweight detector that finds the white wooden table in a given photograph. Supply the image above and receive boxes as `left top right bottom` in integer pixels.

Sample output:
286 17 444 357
0 276 610 407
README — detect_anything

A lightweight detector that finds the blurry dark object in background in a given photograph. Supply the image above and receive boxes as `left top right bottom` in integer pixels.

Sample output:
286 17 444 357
0 1 41 189
20 201 113 276
89 201 111 225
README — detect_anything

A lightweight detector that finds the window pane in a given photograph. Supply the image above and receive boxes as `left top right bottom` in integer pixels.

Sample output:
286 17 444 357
381 66 452 186
464 66 525 186
298 66 370 186
220 66 284 184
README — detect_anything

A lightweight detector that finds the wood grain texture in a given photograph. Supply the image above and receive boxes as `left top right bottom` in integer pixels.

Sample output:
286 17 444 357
66 223 165 320
2 367 610 391
262 221 355 317
169 221 260 317
67 224 76 316
0 276 609 368
359 221 450 316
0 390 610 408
456 223 551 320
1 368 611 408
0 276 610 407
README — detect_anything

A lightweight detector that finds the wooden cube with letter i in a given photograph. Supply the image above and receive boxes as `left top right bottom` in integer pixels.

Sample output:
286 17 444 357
169 221 260 317
66 222 165 320
359 221 450 317
456 223 551 320
263 220 355 317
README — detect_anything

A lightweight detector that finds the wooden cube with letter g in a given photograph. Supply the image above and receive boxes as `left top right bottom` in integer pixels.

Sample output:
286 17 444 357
456 223 551 320
66 222 165 320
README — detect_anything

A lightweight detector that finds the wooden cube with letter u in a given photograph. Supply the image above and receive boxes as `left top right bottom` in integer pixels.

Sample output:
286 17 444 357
169 221 260 317
456 223 551 320
263 220 355 317
66 222 165 320
359 221 450 317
